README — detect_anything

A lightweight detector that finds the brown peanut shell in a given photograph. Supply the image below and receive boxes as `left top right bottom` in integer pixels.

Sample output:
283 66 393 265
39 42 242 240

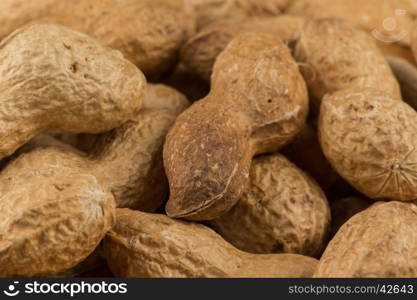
0 149 115 277
186 0 287 29
104 208 318 278
319 88 417 201
164 32 308 220
294 18 401 105
181 15 305 81
315 201 417 277
209 153 330 256
0 24 145 160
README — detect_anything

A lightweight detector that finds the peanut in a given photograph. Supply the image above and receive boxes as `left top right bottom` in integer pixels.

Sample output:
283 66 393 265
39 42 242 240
185 0 287 29
288 0 417 63
315 201 417 277
0 24 145 160
208 153 330 256
319 88 417 201
181 15 305 81
0 151 115 277
294 18 401 106
0 0 195 77
104 208 319 278
164 32 308 220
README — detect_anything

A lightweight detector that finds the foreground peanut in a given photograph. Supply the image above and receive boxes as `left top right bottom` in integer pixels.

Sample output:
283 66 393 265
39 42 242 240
164 32 308 220
0 24 145 160
319 88 417 201
104 208 319 278
0 152 115 277
209 153 330 256
315 201 417 277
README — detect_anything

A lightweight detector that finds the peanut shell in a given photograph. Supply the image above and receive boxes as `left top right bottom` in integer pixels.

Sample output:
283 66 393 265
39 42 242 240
209 153 330 256
0 24 145 160
164 32 308 220
319 88 417 201
181 15 305 81
0 149 115 277
294 18 401 105
104 208 319 278
315 201 417 277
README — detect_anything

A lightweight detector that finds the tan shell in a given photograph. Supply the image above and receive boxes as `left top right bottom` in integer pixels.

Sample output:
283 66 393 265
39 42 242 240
294 18 401 104
181 15 305 81
91 84 190 211
0 24 145 160
11 84 190 212
208 153 330 256
0 133 86 172
0 149 115 277
0 82 190 276
319 88 417 201
288 0 417 58
104 208 318 278
164 32 308 220
185 0 287 29
314 201 417 277
62 0 196 77
0 0 195 77
330 196 372 237
0 0 73 40
386 55 417 110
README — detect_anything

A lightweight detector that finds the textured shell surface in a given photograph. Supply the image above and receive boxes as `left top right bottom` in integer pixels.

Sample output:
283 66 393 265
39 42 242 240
64 0 196 76
315 201 417 277
0 0 196 76
181 15 305 81
319 88 417 201
0 24 145 159
294 18 401 103
0 148 115 277
164 32 308 220
0 0 72 39
104 208 318 278
92 84 190 211
288 0 417 45
11 84 189 213
186 0 287 29
209 153 330 256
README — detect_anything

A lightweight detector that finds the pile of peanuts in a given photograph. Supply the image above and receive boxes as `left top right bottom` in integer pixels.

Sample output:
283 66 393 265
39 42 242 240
1 0 417 278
